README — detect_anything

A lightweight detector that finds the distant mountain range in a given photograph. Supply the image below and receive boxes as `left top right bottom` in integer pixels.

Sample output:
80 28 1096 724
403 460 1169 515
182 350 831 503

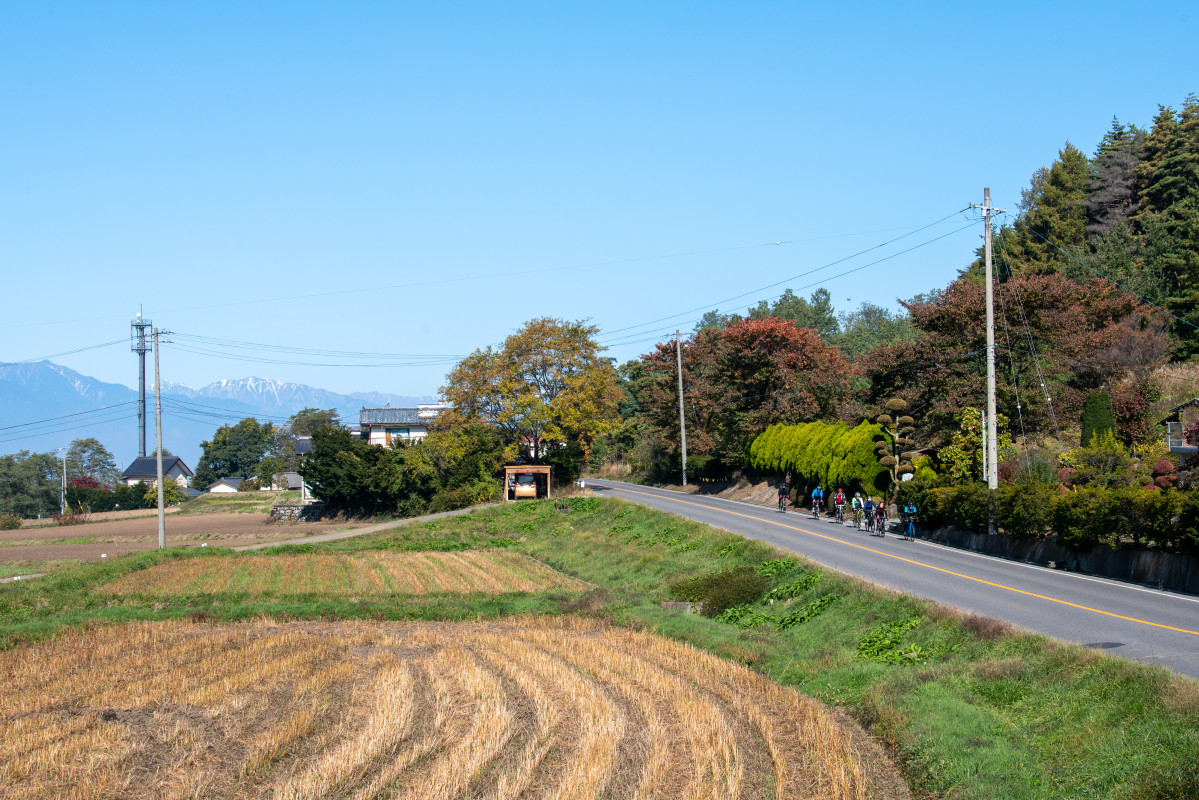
0 361 433 472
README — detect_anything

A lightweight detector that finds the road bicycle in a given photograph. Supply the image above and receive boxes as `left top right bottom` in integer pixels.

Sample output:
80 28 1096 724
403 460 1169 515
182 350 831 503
874 512 886 537
853 508 863 530
778 494 787 513
865 511 875 533
904 514 918 541
811 499 822 520
834 504 844 524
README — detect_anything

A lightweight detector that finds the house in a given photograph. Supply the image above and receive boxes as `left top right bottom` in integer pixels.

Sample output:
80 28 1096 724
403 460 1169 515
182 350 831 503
206 477 244 493
122 456 193 488
359 405 447 447
1160 399 1199 456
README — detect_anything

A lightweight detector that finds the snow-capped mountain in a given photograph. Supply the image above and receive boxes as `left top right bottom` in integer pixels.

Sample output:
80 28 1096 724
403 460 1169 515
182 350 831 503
1 362 435 471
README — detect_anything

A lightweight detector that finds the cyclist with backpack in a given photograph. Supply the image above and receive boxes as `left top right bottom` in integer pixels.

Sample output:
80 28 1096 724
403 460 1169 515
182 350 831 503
832 487 847 523
810 485 824 519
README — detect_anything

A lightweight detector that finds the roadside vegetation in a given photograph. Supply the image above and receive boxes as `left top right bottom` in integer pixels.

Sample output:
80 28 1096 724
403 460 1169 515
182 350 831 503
2 497 1195 799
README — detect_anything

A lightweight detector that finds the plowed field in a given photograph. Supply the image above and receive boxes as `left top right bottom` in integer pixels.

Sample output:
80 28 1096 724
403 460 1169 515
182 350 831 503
0 618 870 800
0 513 350 562
97 551 588 596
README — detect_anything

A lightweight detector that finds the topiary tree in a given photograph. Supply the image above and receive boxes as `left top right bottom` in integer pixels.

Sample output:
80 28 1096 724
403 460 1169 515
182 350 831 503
1080 390 1116 448
875 397 919 497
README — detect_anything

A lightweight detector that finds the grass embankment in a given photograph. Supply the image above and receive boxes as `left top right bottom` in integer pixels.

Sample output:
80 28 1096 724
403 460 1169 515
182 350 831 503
176 490 301 515
1 497 1195 798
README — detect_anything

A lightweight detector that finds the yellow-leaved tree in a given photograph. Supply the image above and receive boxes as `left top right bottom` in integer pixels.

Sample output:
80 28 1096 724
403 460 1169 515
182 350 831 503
440 318 623 464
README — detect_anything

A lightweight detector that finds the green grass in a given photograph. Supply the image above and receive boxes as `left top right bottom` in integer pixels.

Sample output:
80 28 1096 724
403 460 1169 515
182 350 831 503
176 490 302 515
1 496 1195 799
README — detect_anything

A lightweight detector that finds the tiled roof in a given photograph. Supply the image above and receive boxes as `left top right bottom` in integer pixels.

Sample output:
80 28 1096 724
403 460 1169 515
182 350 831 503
122 456 193 478
207 477 244 490
360 407 438 425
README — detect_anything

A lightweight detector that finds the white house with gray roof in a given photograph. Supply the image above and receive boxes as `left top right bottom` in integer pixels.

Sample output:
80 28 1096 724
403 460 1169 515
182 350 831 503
360 405 447 447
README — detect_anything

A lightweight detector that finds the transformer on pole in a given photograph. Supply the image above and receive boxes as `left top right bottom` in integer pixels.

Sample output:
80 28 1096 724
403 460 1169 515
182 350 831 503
131 313 152 458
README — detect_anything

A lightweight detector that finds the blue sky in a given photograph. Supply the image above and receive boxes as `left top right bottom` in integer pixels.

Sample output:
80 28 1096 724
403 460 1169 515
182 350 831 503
2 1 1196 398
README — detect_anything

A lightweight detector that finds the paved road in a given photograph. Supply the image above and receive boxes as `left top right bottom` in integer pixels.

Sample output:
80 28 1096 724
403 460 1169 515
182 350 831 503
590 479 1199 680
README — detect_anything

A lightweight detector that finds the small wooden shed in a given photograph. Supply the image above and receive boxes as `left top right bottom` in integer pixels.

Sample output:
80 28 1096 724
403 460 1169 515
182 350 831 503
503 464 552 501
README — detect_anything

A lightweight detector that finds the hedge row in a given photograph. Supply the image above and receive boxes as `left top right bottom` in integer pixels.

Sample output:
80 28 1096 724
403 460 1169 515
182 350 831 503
748 420 890 494
894 481 1199 554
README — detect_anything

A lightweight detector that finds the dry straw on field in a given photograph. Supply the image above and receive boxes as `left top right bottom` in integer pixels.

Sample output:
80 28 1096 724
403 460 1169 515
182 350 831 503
0 618 869 799
96 550 588 596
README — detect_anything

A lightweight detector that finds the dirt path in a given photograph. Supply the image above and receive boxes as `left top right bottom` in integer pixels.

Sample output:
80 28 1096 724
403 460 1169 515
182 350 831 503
233 505 489 550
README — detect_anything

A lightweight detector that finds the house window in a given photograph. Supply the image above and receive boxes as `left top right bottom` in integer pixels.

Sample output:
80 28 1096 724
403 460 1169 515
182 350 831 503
384 427 409 446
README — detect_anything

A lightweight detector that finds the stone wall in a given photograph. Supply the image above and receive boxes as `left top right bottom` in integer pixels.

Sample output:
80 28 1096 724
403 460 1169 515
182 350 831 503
270 502 326 522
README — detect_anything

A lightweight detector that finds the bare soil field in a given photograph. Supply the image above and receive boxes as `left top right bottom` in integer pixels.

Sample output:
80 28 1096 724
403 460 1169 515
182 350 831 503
21 507 181 528
97 551 589 596
0 513 354 563
0 617 885 800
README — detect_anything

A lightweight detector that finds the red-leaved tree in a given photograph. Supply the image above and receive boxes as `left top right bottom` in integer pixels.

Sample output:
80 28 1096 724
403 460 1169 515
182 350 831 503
636 317 853 467
863 273 1169 446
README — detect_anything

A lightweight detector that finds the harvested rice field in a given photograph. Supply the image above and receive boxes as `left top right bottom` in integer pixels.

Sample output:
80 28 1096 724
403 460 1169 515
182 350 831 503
0 618 876 800
96 551 589 596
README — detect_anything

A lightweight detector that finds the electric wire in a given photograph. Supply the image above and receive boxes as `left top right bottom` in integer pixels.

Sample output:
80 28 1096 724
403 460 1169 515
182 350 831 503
597 209 972 341
600 220 976 348
0 401 140 432
997 230 1061 438
10 339 128 363
1016 219 1197 330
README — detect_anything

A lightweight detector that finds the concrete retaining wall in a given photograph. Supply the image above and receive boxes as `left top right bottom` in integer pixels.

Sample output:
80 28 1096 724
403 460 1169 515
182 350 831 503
922 526 1199 595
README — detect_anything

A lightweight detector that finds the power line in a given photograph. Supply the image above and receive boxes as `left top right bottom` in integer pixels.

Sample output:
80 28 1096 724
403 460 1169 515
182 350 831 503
1013 217 1197 330
597 209 971 342
9 339 127 363
0 401 139 432
600 221 976 348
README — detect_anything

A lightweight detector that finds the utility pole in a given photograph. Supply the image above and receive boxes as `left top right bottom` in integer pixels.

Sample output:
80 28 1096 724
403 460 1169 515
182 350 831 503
131 312 152 457
980 409 988 483
675 330 688 486
971 188 1005 491
59 447 67 515
153 327 168 549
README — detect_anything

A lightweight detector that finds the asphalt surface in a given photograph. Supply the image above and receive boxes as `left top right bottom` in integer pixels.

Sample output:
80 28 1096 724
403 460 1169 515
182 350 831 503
589 479 1199 680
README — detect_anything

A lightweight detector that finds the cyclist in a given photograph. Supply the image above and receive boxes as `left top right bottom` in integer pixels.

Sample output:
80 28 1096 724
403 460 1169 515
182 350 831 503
777 480 789 513
810 485 824 519
863 495 876 533
874 496 888 536
903 500 918 540
850 492 864 530
832 487 847 523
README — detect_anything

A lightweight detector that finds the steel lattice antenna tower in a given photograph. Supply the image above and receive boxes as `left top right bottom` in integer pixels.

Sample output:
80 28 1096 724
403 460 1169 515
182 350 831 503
131 311 152 457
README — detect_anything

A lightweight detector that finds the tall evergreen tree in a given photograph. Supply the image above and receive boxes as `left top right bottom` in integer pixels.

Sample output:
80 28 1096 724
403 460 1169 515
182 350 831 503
1010 142 1091 273
746 288 839 340
1086 118 1145 235
1134 95 1199 355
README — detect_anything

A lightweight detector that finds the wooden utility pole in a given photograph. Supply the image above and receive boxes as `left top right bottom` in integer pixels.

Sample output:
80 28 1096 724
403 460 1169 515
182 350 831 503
154 327 166 549
676 330 688 486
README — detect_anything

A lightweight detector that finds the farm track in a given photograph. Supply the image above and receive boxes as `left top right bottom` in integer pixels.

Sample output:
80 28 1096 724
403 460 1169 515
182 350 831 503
0 618 873 800
94 551 589 596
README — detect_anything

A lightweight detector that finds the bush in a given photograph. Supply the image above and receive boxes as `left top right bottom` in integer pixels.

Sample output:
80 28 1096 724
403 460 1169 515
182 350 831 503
952 482 995 533
997 483 1054 539
670 566 769 617
1080 390 1116 448
748 420 890 495
0 513 21 530
1052 488 1103 550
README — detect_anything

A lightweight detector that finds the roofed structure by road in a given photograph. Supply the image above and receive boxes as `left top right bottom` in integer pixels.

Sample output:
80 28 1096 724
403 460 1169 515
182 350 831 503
122 456 193 488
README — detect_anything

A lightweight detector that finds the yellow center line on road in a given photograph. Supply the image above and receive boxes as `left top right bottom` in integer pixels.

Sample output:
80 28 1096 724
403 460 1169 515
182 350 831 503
594 482 1199 638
